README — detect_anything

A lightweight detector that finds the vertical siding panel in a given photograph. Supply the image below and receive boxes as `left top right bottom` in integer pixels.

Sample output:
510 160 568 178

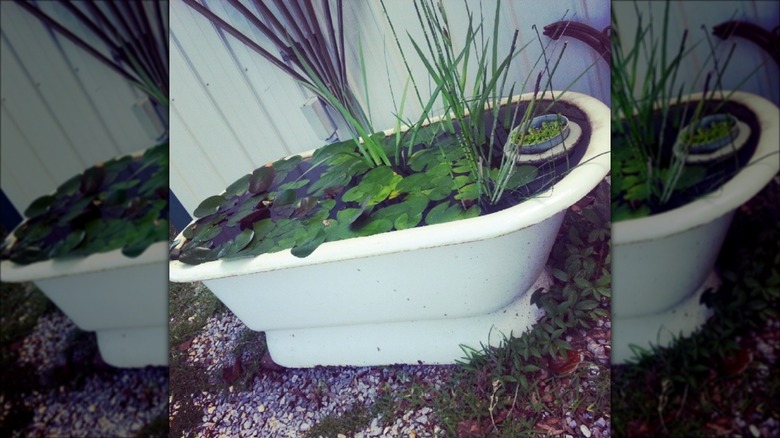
0 105 57 207
613 1 779 107
36 1 157 156
0 1 165 214
0 31 83 187
169 0 327 212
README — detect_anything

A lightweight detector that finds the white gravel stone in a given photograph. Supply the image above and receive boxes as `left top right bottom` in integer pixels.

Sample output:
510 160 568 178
581 424 592 437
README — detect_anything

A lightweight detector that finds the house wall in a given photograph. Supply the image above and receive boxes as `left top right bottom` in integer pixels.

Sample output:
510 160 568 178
168 0 611 213
611 1 779 107
0 1 165 222
3 1 773 226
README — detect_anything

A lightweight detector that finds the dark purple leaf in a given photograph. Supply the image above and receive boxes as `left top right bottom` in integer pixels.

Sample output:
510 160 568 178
249 166 275 194
80 166 105 195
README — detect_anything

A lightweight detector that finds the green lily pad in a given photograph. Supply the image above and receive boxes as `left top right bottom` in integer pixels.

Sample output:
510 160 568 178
193 195 226 218
426 202 479 225
291 228 327 258
24 195 55 218
47 229 86 258
504 166 540 190
226 174 251 197
220 228 255 258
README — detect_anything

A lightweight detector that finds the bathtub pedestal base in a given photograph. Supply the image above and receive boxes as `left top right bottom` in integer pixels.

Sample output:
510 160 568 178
612 271 719 365
96 326 168 368
266 270 552 368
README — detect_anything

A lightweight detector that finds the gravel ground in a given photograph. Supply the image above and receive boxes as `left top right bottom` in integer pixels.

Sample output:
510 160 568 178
172 310 611 437
0 302 168 437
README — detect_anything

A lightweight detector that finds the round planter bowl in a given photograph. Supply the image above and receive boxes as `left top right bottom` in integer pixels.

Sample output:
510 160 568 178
612 91 780 364
170 91 610 367
508 114 571 154
677 113 740 154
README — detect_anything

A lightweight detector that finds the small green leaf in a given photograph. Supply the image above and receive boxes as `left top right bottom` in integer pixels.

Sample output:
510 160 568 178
193 195 225 218
291 229 327 258
355 218 393 236
221 228 255 258
293 197 318 218
342 185 367 203
47 229 86 258
426 202 462 225
225 174 251 197
178 246 217 265
122 238 153 258
272 189 297 208
24 195 55 218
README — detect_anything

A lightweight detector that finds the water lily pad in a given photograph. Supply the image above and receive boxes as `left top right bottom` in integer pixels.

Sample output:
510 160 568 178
226 174 251 197
58 174 83 196
292 197 318 218
272 155 303 174
355 218 394 236
47 229 86 258
178 246 217 265
505 166 540 190
191 222 222 242
24 195 55 218
193 195 226 218
455 183 480 201
220 228 255 258
249 167 275 194
272 189 297 208
80 166 105 194
278 179 309 191
307 169 350 197
425 202 479 225
122 237 154 258
291 228 327 258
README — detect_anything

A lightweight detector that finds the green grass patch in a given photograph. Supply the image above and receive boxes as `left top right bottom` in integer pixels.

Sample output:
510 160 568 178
0 282 55 345
611 178 779 436
168 280 225 437
169 281 226 347
304 404 376 438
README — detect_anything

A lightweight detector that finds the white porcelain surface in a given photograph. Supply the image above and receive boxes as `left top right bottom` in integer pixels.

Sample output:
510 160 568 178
170 92 610 366
266 270 551 367
612 272 718 364
1 242 169 367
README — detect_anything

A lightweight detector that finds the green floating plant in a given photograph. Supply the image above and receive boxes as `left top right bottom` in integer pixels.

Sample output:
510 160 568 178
510 118 567 145
682 118 735 145
1 143 169 265
170 118 553 265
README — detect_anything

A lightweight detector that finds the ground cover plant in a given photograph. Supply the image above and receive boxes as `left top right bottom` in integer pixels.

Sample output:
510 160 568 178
611 178 779 436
